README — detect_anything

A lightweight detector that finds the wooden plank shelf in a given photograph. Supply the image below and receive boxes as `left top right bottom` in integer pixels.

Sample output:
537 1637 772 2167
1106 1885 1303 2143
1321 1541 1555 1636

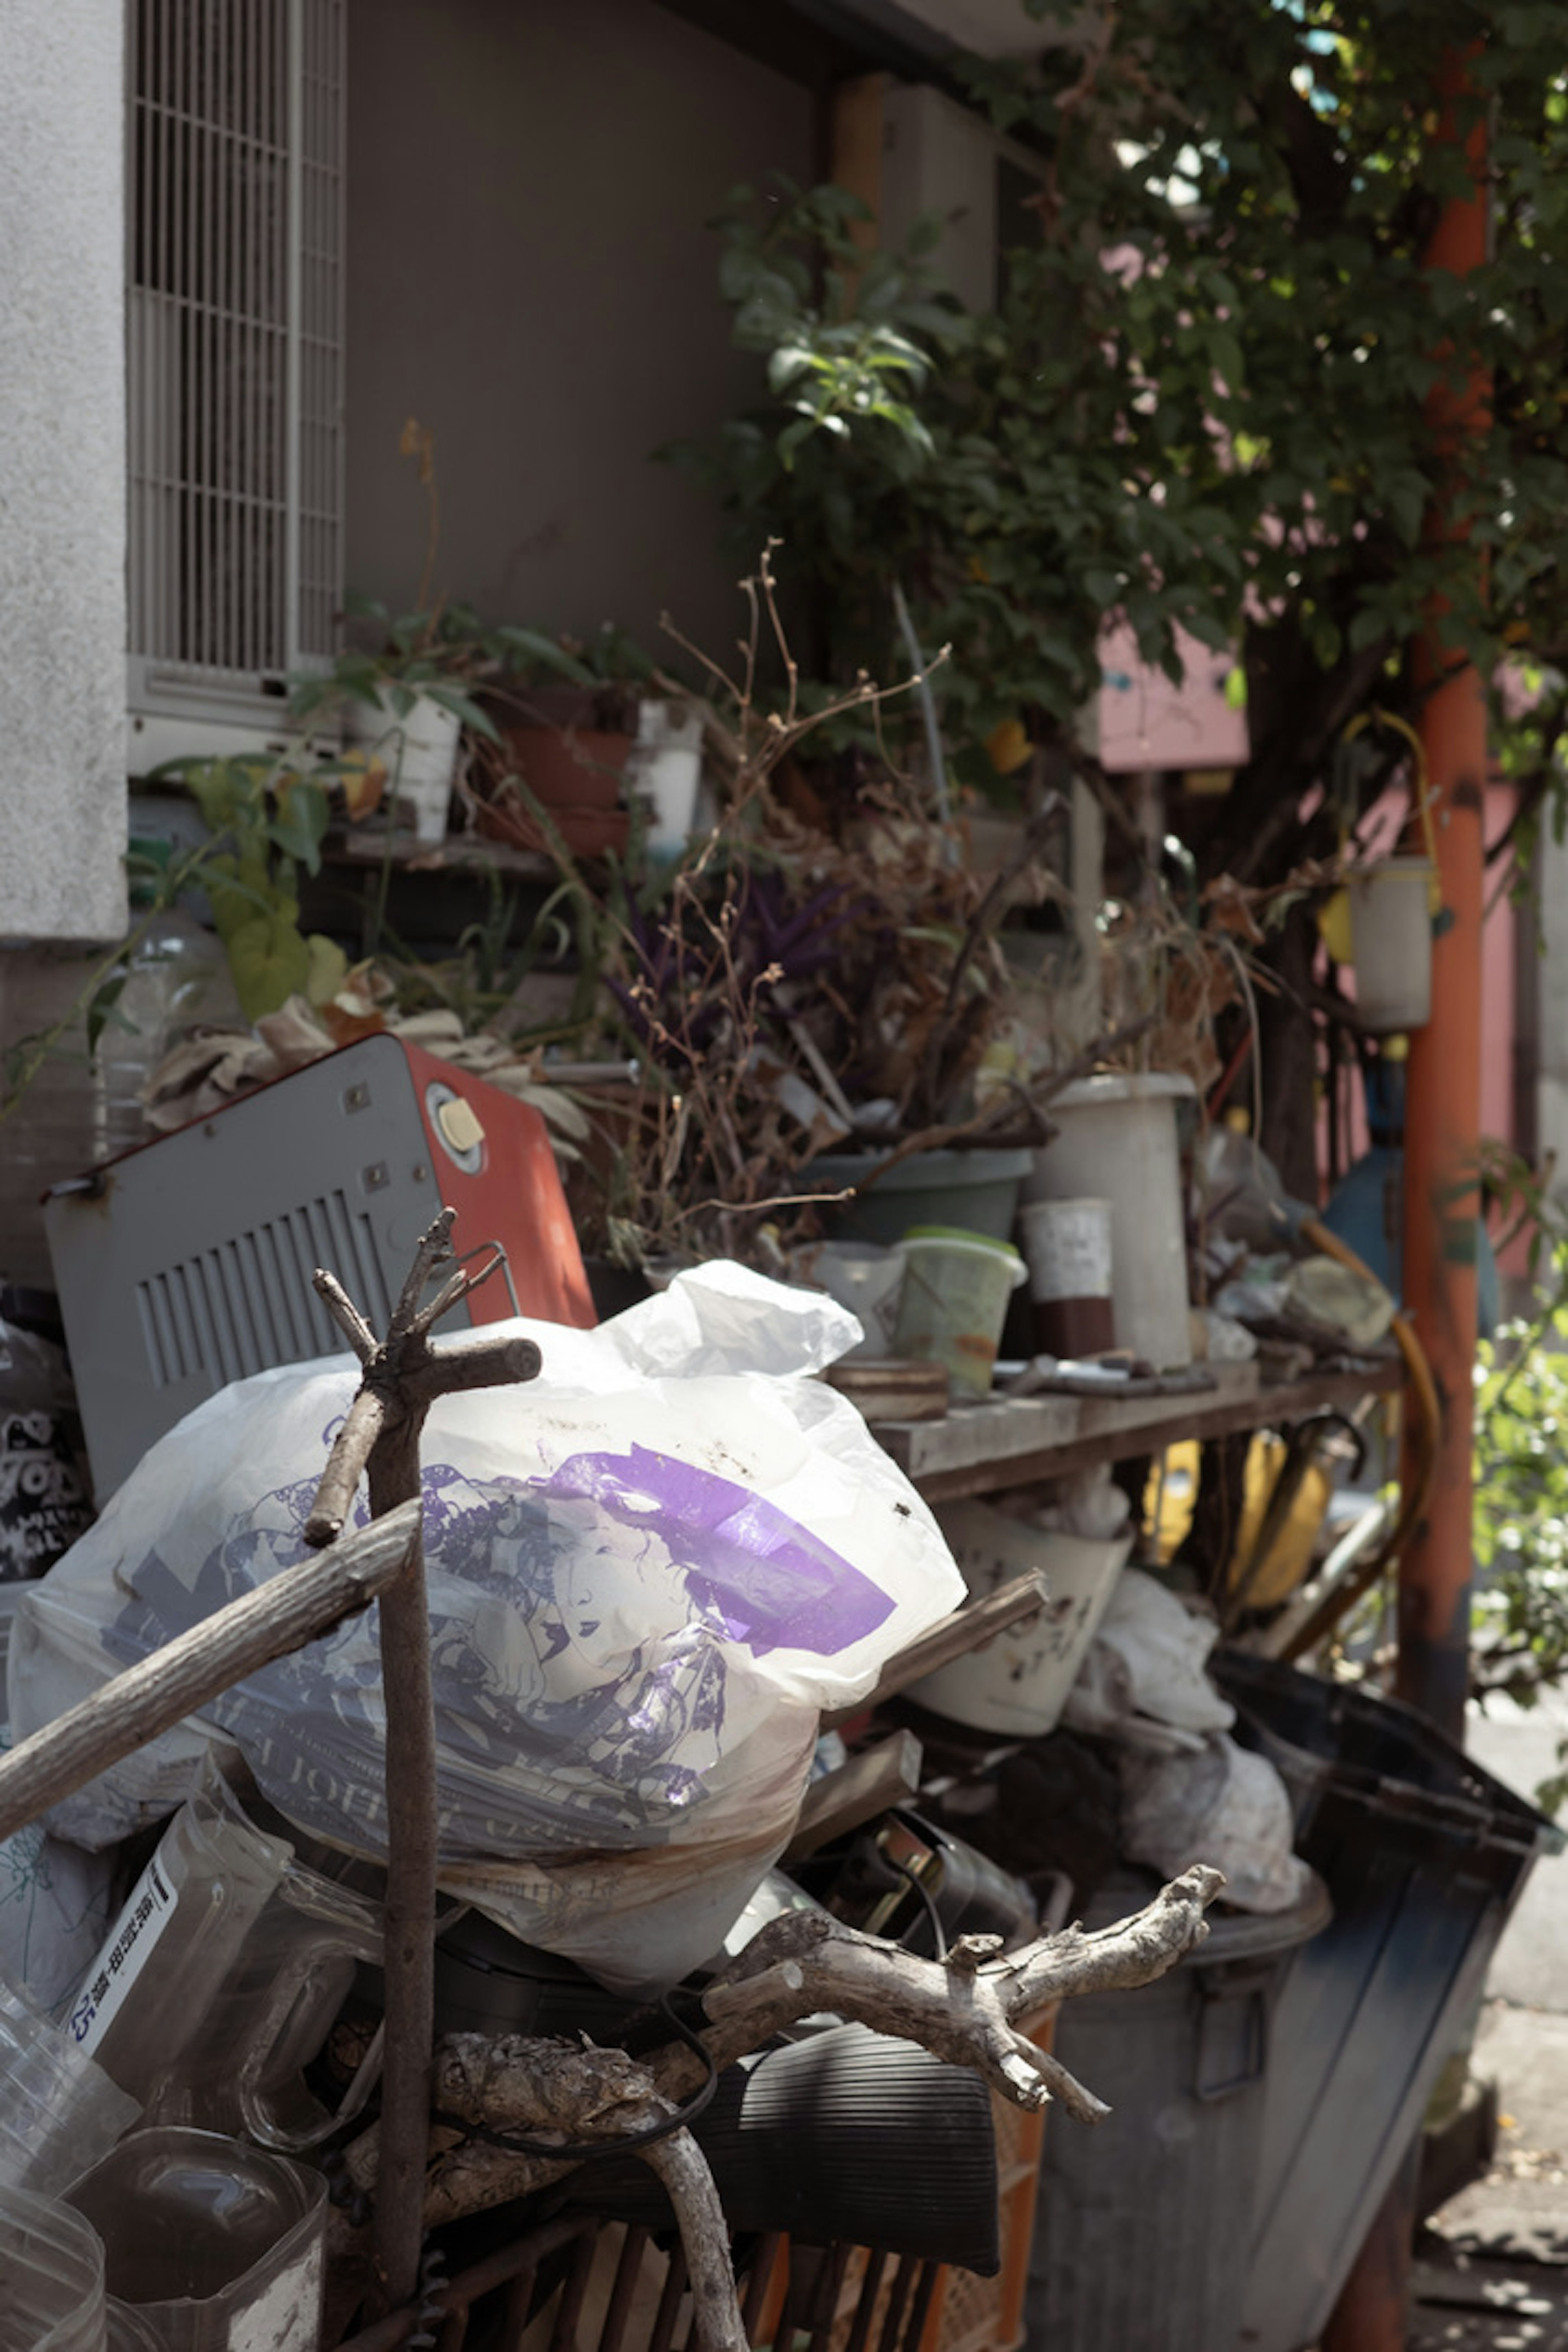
328 826 556 880
871 1355 1402 1502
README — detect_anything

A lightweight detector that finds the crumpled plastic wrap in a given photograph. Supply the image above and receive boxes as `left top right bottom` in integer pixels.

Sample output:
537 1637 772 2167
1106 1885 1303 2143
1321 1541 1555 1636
1118 1732 1313 1914
1062 1566 1236 1754
10 1263 965 1991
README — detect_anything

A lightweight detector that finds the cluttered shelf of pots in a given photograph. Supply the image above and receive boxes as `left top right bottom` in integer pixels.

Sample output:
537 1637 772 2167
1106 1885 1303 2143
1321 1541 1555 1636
0 594 1533 2352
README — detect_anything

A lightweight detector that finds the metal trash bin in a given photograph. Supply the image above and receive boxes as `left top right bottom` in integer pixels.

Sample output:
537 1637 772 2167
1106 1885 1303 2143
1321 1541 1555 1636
1217 1652 1562 2352
1025 1869 1331 2352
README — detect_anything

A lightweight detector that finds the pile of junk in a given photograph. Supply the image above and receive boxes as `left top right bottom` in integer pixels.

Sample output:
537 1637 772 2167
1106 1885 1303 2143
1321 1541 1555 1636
0 1042 1555 2352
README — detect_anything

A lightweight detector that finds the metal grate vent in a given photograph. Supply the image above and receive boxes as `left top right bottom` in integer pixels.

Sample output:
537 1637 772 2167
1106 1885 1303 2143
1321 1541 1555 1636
134 1192 391 1390
127 0 345 707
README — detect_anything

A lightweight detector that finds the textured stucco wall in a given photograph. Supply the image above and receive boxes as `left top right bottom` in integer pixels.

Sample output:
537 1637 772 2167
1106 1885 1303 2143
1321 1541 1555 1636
0 0 127 942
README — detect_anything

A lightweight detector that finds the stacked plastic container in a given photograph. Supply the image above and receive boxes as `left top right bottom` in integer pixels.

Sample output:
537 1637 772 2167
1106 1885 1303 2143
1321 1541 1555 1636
0 1981 140 2198
0 2181 107 2351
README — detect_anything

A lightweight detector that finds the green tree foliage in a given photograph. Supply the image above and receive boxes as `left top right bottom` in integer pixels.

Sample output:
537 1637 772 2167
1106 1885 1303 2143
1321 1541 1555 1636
679 0 1568 830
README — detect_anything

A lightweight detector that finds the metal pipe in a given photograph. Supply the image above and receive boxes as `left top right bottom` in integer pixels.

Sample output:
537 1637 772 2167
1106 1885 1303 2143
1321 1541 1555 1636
1396 49 1491 1749
1328 49 1490 2352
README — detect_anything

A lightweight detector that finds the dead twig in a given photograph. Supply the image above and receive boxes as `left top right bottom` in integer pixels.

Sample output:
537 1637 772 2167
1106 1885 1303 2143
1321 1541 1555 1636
428 2039 746 2352
304 1211 543 2319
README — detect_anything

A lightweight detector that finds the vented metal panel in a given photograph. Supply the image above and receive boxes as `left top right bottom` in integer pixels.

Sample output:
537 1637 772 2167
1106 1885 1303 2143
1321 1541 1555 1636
127 0 345 710
134 1193 392 1390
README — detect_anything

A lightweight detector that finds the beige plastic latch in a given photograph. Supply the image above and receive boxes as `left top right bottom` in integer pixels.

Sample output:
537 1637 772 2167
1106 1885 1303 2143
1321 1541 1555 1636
436 1096 485 1154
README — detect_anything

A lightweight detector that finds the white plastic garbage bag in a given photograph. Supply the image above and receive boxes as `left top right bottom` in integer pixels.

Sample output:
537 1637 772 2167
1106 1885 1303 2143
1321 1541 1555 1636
10 1264 964 1990
1118 1732 1312 1913
1062 1566 1236 1753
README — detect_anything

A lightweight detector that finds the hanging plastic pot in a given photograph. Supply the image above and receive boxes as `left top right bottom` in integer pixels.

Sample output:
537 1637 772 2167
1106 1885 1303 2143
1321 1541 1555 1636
1322 709 1442 1035
1346 854 1439 1032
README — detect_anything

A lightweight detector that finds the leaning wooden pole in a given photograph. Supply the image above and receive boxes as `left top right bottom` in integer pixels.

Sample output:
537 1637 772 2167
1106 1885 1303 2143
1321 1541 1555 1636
304 1214 542 2317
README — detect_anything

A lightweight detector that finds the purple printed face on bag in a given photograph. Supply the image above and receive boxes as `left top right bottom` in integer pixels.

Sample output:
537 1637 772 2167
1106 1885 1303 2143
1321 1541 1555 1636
528 1444 894 1658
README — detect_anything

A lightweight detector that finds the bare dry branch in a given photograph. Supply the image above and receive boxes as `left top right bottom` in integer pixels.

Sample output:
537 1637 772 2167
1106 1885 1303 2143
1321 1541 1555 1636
331 1863 1224 2270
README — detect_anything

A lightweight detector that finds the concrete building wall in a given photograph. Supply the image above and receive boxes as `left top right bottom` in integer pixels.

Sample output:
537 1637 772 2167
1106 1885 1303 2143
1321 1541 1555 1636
0 0 128 943
343 0 815 665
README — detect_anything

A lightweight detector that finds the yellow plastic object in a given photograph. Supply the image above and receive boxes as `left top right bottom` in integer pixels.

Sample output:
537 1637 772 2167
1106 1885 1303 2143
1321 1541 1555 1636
985 715 1032 775
1317 886 1355 965
1145 1436 1333 1608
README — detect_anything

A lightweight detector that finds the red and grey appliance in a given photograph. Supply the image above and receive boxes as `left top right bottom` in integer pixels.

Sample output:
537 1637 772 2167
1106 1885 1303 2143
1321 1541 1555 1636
45 1033 594 1500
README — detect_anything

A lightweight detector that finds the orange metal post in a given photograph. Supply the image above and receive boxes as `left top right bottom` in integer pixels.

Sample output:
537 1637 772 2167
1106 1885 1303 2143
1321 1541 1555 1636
1397 53 1490 1746
1324 51 1490 2352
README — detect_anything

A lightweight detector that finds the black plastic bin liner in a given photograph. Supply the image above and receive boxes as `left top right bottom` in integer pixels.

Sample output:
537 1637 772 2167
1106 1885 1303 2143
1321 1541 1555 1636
1025 1867 1331 2352
1217 1651 1562 2352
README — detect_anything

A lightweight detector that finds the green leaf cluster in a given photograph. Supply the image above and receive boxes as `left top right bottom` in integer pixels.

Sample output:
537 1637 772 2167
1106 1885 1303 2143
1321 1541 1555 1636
157 755 346 1024
678 1 1568 776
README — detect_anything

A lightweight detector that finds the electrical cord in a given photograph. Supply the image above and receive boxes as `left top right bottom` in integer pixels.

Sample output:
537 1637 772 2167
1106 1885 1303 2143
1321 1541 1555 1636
431 1994 718 2164
891 1857 948 1960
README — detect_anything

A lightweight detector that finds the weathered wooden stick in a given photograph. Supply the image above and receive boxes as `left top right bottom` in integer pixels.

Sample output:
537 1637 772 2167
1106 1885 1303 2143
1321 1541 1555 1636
0 1501 420 1847
781 1730 924 1864
638 2131 748 2352
820 1569 1049 1731
303 1211 543 2319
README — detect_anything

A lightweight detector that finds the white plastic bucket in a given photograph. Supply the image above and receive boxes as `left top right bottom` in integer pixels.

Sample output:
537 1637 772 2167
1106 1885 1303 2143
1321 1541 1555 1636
1347 857 1435 1033
789 1240 906 1359
891 1226 1025 1398
626 698 703 856
1022 1073 1194 1370
347 687 462 845
907 1499 1134 1736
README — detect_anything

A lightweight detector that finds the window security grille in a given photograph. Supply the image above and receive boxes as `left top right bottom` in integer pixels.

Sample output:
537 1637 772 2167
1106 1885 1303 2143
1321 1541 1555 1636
126 0 345 759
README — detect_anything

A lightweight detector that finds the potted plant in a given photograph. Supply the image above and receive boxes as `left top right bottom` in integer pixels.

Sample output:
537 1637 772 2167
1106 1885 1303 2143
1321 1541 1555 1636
289 419 509 845
503 551 1074 1276
289 595 504 847
465 622 706 861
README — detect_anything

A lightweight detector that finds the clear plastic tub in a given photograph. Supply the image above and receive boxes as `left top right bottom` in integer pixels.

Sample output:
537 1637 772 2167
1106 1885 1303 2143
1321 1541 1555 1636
65 1767 384 2149
0 1979 140 2199
891 1225 1026 1398
0 2179 107 2352
66 2126 326 2352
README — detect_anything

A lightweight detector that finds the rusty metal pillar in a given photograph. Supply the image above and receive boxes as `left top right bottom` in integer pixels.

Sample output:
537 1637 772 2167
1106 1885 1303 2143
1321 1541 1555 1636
1323 49 1490 2352
1395 51 1491 1748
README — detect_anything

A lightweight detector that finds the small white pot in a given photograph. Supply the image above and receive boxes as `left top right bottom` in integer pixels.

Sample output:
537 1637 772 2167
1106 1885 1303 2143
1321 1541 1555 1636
625 698 703 855
346 686 462 845
1347 856 1436 1033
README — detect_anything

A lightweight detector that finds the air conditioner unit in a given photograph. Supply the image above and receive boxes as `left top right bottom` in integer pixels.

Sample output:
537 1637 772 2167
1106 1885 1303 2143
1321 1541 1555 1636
125 0 347 776
44 1035 595 1501
878 81 1045 313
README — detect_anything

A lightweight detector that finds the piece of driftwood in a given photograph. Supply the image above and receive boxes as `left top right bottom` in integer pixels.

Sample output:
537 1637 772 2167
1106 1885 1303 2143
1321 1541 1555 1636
303 1212 543 2319
0 1500 421 1848
820 1569 1047 1731
430 2039 747 2352
326 1861 1224 2346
